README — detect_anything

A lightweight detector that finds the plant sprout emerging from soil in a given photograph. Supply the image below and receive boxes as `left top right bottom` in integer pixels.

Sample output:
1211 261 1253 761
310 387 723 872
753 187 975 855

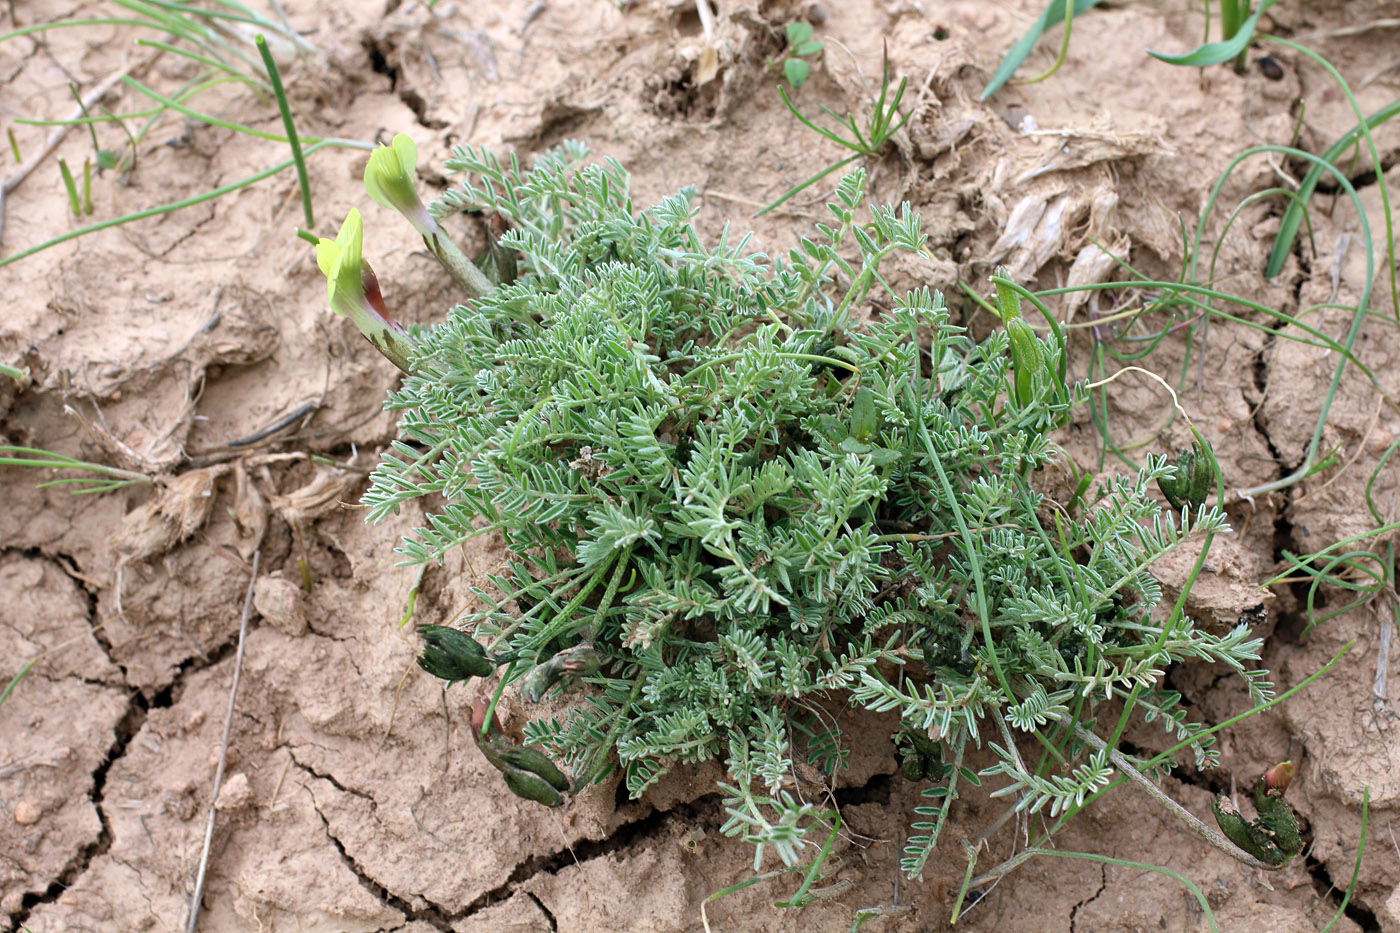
332 140 1283 905
778 21 824 90
759 48 909 216
983 0 1275 99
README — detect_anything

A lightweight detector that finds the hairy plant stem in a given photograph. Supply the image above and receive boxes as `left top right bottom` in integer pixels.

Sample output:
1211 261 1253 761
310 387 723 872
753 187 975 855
425 229 495 298
1067 720 1274 871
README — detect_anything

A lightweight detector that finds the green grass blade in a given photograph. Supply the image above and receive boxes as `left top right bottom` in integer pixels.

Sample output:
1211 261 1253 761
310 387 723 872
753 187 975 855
754 153 861 217
255 34 312 226
1265 99 1400 278
0 17 181 43
1319 788 1368 932
772 812 840 907
780 86 866 152
135 37 260 82
0 139 371 269
1147 0 1276 66
1219 0 1244 40
137 0 285 32
121 75 284 141
1020 851 1218 932
57 158 81 216
981 0 1102 100
0 658 37 711
1018 0 1077 86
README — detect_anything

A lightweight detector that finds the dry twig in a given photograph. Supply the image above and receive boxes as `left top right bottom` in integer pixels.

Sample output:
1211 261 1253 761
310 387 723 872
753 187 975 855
184 551 259 933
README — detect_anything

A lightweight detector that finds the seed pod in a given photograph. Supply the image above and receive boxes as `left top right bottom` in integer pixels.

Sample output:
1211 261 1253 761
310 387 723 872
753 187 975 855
850 387 880 443
899 753 926 782
1210 761 1302 868
895 729 943 782
1005 317 1043 408
496 745 571 793
1212 794 1280 863
1158 439 1219 513
501 766 565 807
520 643 603 703
417 625 494 683
1253 765 1301 863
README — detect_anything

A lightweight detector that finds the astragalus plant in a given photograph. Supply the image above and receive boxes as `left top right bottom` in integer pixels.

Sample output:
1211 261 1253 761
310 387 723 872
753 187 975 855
327 138 1277 893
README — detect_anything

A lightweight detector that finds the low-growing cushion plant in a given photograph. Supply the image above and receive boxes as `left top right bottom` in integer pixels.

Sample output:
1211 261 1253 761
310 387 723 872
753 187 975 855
320 137 1291 903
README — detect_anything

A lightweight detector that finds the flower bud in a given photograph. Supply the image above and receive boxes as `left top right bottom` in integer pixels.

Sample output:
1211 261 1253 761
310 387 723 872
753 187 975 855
416 625 494 683
364 134 441 240
315 209 416 372
1262 760 1294 796
990 269 1050 409
1158 439 1219 513
520 643 603 703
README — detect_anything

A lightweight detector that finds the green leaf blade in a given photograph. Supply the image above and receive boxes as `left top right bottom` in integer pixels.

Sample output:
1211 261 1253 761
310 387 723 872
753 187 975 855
1147 0 1278 67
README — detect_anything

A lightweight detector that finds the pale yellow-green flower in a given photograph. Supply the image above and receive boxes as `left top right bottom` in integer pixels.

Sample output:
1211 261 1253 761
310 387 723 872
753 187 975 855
363 133 494 299
364 133 440 239
315 209 415 372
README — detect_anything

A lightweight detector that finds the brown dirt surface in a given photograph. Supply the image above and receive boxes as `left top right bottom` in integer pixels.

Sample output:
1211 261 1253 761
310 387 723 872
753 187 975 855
3 0 1400 930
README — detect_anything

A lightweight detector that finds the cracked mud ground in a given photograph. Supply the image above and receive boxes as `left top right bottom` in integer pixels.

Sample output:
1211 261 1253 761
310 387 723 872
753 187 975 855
3 0 1400 930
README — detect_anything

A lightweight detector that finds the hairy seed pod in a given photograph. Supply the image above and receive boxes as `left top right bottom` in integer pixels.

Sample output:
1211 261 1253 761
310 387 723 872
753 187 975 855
1158 439 1218 513
417 625 494 683
496 745 571 793
895 729 943 782
501 766 565 807
1211 761 1301 867
1005 317 1043 408
1211 794 1281 864
1254 767 1301 862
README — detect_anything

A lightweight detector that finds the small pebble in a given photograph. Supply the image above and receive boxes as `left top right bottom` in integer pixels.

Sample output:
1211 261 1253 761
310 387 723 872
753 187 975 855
254 576 309 638
14 799 41 825
215 772 253 811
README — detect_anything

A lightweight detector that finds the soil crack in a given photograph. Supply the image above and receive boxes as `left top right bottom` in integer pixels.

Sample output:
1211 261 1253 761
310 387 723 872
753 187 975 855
472 798 714 915
6 687 147 930
309 796 457 932
4 552 254 930
1068 862 1107 933
1305 852 1380 932
289 748 379 808
525 891 558 932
